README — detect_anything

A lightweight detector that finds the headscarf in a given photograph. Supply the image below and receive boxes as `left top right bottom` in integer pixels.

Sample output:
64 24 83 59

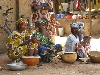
70 23 79 28
35 19 47 26
70 22 85 30
16 18 28 26
77 22 85 31
16 18 28 31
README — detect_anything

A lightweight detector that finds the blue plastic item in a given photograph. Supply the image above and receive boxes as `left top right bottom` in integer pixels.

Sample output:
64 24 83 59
56 14 61 18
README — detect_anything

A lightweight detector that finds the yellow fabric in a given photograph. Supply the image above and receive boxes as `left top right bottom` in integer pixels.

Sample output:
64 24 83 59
6 30 38 60
16 18 28 26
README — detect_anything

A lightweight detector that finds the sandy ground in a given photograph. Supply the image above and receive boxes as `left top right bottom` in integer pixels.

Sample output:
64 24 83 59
1 36 100 75
0 53 100 75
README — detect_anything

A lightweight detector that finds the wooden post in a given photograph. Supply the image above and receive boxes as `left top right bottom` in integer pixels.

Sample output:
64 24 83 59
53 0 56 13
88 0 92 36
16 0 19 20
88 0 91 19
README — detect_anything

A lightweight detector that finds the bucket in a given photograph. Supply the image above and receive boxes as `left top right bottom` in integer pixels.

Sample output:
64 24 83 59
58 26 64 36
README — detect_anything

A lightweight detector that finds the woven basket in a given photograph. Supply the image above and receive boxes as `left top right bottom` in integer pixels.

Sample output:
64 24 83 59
87 51 100 63
61 52 77 63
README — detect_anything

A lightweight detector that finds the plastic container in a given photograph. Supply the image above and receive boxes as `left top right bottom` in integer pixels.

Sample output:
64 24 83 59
56 14 61 18
58 26 64 36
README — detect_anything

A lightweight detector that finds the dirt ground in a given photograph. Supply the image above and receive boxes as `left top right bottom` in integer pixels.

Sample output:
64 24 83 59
0 53 100 75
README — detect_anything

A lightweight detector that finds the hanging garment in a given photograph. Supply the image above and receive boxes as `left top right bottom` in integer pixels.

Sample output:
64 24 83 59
76 0 82 10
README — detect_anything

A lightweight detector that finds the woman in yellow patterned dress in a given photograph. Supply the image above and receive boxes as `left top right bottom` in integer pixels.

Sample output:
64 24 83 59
6 18 39 61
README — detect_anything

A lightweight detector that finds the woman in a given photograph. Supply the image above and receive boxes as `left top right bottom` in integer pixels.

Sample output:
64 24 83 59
64 23 80 53
6 18 39 61
32 20 56 62
63 22 91 59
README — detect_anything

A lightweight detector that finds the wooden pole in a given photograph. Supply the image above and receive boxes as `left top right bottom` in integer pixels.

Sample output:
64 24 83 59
88 0 91 19
53 0 56 13
88 0 92 36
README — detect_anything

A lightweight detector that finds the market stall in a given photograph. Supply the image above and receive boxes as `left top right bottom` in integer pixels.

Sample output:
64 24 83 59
54 0 100 36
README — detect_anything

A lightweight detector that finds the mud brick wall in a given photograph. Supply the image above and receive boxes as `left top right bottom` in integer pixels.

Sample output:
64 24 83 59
0 0 17 31
57 19 91 36
18 0 32 23
57 19 100 37
0 0 32 31
0 0 32 53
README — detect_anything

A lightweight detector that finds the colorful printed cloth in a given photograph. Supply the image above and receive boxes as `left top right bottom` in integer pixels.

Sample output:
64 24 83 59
30 0 53 22
30 0 60 36
32 31 55 48
6 30 38 60
32 31 56 62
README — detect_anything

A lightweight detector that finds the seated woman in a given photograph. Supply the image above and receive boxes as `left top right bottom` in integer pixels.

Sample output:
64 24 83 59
31 20 61 63
63 22 91 60
6 18 39 62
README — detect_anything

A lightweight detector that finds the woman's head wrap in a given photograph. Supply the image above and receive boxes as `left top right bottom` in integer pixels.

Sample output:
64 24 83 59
70 23 79 28
16 18 28 26
77 22 85 31
70 22 85 30
35 19 47 27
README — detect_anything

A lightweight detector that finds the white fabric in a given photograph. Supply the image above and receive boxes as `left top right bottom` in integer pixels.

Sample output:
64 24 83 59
63 34 79 53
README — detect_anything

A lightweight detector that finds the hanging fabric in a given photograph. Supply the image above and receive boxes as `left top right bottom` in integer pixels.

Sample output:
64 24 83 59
76 0 82 10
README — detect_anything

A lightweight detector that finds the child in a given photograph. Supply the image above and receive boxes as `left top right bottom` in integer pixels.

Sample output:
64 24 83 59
77 35 91 58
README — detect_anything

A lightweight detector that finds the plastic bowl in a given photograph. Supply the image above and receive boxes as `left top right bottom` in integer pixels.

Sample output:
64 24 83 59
61 52 77 63
22 56 40 66
87 51 100 63
79 58 90 64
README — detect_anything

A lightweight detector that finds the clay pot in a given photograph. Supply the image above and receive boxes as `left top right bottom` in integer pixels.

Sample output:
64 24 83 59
87 51 100 63
61 52 77 63
22 56 40 66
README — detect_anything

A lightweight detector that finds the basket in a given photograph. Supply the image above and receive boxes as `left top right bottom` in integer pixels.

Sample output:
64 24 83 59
61 52 77 63
22 56 40 66
87 51 100 63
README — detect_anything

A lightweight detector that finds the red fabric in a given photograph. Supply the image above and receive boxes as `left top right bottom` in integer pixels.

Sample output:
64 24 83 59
76 0 81 10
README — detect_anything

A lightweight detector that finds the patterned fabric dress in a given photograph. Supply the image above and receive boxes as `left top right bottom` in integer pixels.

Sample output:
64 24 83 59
6 30 38 60
30 0 60 37
30 0 53 22
32 31 55 62
32 31 55 48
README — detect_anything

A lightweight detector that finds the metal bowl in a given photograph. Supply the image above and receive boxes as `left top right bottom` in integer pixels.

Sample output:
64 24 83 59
7 63 27 71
